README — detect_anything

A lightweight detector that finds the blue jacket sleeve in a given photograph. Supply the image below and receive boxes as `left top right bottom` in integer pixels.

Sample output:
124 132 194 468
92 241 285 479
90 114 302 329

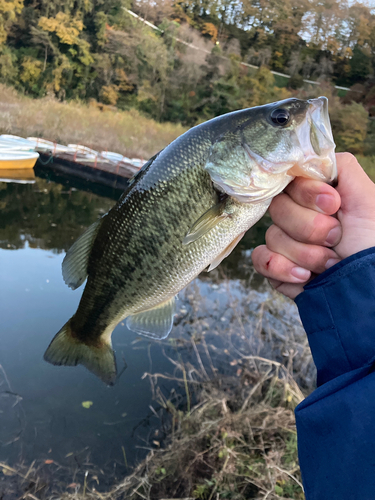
294 247 375 500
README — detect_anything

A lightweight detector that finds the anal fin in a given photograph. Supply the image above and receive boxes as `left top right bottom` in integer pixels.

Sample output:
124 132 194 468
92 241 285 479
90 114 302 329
207 232 245 272
126 297 176 340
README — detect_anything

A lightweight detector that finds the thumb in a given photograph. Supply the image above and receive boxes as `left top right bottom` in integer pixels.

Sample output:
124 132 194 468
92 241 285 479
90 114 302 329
334 153 375 260
336 153 375 218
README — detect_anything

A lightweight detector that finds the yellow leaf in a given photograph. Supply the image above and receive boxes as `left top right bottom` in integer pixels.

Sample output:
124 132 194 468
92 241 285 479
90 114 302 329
38 12 84 45
202 22 218 43
82 401 93 409
1 467 14 476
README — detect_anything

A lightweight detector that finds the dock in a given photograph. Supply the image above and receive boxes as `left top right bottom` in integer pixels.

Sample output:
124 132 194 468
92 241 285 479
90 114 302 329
37 151 141 191
0 134 145 191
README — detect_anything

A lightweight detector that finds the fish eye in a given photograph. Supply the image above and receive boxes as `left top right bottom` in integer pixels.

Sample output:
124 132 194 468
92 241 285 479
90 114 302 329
270 108 290 127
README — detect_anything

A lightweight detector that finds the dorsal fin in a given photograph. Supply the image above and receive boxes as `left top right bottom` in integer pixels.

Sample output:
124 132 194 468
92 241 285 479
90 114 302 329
62 218 103 290
127 149 164 187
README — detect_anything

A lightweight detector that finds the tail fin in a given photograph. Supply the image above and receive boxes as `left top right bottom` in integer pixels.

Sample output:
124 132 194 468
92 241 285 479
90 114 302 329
44 320 117 385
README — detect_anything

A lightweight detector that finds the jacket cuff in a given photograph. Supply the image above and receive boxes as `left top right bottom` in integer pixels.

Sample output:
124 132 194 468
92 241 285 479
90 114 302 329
295 247 375 386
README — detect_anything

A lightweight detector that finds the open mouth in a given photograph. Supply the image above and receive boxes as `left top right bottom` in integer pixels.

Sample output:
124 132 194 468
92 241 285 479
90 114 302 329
288 97 337 183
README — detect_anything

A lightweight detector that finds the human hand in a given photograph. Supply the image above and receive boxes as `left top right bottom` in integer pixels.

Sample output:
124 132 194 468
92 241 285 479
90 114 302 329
252 153 375 299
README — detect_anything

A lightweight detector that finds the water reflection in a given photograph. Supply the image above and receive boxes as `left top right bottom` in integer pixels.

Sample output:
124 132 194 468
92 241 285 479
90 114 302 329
0 173 271 486
0 168 35 184
0 175 270 276
0 178 114 251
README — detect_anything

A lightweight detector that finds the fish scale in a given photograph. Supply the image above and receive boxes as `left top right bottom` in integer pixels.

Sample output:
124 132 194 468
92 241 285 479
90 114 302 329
44 97 337 384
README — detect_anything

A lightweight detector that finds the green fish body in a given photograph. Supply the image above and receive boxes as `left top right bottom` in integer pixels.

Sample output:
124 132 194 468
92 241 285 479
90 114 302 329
45 97 337 384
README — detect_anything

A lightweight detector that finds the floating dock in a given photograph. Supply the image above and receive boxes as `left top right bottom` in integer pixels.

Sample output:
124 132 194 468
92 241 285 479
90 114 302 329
37 151 140 191
0 135 144 191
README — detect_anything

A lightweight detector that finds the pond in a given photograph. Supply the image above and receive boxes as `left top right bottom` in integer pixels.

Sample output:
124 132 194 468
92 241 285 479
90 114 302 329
1 168 292 491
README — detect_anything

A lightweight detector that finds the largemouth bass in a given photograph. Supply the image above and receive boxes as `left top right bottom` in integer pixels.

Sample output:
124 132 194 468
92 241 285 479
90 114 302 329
45 97 337 384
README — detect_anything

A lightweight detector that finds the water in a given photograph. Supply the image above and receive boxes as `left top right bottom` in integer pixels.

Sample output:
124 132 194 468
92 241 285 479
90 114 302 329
0 172 272 489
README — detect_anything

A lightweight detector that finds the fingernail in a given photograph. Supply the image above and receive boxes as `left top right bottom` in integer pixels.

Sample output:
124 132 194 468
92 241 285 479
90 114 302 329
325 258 340 270
291 267 311 282
316 194 335 213
325 226 341 246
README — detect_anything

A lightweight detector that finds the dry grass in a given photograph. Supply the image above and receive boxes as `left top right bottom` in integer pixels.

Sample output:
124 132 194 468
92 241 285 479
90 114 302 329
106 279 311 500
98 358 305 500
0 85 186 159
1 362 305 500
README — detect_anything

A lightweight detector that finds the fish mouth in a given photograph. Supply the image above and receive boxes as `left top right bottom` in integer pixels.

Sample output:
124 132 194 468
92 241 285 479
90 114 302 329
289 97 337 183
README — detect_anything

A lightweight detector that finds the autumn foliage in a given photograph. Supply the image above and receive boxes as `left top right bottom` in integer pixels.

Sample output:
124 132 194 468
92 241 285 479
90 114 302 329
0 0 374 153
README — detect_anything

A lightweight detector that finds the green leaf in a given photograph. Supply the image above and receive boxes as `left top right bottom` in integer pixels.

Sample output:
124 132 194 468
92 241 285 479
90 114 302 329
81 400 93 409
275 484 284 495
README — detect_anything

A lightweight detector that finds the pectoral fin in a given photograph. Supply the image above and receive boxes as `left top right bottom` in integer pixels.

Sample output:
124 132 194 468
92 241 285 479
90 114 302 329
207 232 245 272
62 218 103 290
183 201 229 245
126 297 176 340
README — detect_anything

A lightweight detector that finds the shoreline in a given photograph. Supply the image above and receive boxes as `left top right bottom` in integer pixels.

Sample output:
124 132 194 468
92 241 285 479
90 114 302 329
0 278 313 500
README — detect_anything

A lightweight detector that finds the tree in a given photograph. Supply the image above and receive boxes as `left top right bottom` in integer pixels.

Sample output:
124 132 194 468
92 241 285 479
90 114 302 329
330 101 369 154
0 0 23 46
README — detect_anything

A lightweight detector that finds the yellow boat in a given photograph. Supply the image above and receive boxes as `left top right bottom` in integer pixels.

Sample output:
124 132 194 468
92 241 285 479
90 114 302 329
0 151 39 170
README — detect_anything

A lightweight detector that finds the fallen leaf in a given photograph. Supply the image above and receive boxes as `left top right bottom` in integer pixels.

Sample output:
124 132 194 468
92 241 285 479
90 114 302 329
82 401 93 409
67 483 78 489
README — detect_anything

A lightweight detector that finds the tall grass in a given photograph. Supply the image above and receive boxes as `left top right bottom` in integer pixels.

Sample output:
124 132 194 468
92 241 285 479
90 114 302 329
0 85 187 159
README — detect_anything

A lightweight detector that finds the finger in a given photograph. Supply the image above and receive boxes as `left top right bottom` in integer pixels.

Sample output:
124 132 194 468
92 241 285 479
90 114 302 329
267 272 306 301
284 177 341 215
268 278 283 289
336 153 375 216
252 245 311 283
269 193 342 246
265 225 340 274
270 281 306 300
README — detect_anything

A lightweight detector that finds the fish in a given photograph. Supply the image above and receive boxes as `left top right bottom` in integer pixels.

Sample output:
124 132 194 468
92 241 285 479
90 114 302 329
44 96 337 385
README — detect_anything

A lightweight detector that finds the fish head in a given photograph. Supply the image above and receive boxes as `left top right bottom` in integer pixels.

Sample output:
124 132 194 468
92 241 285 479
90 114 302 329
205 97 337 203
